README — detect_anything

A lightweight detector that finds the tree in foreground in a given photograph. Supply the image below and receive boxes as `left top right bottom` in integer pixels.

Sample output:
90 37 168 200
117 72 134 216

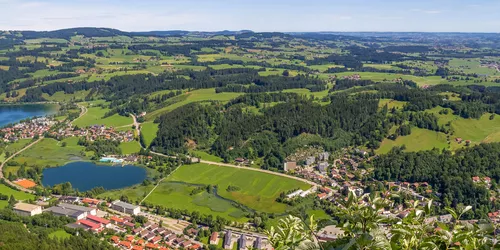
265 191 499 250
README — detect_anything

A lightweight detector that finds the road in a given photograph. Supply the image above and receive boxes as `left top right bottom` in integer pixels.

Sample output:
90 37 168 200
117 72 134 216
130 114 141 137
0 137 43 194
72 103 87 125
149 151 318 187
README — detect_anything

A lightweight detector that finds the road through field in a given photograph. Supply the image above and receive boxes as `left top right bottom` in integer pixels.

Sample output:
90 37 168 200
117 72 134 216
149 151 318 187
0 137 43 194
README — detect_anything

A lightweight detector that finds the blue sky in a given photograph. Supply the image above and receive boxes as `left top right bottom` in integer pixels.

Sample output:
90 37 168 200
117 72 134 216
0 0 499 32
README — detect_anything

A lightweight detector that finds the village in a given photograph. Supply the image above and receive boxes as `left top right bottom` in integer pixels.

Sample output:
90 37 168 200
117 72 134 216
1 116 135 144
11 196 274 250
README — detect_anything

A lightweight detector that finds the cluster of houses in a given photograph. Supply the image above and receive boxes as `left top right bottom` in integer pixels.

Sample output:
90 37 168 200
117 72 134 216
54 125 134 142
472 176 492 187
1 117 56 142
110 221 200 250
221 230 270 250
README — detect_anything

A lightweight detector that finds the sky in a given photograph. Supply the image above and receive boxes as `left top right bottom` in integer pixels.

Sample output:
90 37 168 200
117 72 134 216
0 0 499 32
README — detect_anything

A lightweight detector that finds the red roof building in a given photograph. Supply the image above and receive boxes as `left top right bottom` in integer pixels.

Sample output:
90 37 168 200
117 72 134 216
78 219 101 231
120 241 132 249
190 244 201 250
132 246 143 250
126 235 134 242
111 236 120 244
151 236 162 244
111 216 125 224
82 198 101 206
145 243 159 249
87 214 111 225
210 232 219 244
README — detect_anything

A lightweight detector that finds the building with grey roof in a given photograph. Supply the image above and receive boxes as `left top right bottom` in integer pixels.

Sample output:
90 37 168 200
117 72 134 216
45 206 87 220
111 200 141 215
238 234 247 250
57 203 96 215
224 231 232 249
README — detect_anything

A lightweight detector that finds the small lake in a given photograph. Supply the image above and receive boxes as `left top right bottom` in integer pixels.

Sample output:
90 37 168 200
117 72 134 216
42 161 147 192
0 104 57 127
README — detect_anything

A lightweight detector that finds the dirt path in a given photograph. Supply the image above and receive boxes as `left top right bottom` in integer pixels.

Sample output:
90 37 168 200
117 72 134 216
0 137 43 194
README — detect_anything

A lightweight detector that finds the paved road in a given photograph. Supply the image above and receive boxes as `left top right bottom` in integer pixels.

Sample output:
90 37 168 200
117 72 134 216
130 114 141 137
72 103 87 125
0 137 43 194
149 151 318 187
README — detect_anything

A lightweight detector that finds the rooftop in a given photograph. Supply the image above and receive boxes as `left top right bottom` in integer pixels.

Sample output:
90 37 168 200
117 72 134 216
112 200 139 210
13 202 41 212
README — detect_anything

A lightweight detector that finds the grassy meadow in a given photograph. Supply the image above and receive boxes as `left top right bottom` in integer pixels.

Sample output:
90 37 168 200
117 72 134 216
160 163 311 214
72 105 132 128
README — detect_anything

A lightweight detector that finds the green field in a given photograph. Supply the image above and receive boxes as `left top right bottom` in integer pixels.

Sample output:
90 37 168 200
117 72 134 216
145 89 242 120
377 128 449 154
141 122 159 147
42 90 90 102
99 184 152 202
451 113 500 144
0 184 35 202
378 99 407 110
3 139 32 155
119 141 141 155
11 137 90 167
73 105 132 128
48 230 71 240
145 182 248 222
155 163 311 214
190 150 223 163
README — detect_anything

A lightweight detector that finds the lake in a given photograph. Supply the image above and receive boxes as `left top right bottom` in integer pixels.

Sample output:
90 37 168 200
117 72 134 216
0 104 57 127
42 161 147 191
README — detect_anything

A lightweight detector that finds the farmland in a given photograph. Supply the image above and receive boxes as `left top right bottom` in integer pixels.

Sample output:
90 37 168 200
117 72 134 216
377 128 449 154
156 163 311 214
72 105 132 128
0 184 35 203
9 137 90 168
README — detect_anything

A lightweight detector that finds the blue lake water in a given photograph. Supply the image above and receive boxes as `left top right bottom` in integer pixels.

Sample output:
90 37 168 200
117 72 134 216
42 161 147 191
0 104 57 127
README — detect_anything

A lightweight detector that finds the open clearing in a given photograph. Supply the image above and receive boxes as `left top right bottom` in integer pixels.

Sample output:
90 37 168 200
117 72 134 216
377 128 449 154
119 141 142 155
48 230 71 240
73 105 132 128
141 122 159 147
145 89 242 120
11 137 90 167
0 184 35 202
145 182 248 222
154 163 311 214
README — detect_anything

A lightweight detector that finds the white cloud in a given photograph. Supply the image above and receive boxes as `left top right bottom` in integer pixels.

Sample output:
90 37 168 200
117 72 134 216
19 1 47 8
424 10 442 14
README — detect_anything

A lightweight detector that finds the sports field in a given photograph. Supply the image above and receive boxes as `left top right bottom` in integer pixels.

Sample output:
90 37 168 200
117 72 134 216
152 163 311 214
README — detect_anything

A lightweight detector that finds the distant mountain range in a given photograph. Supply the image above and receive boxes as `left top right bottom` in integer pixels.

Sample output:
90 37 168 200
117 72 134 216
14 27 255 40
5 27 499 41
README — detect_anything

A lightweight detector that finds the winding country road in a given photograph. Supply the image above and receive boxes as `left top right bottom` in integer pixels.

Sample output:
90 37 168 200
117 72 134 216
149 151 318 187
0 137 43 194
132 113 318 188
